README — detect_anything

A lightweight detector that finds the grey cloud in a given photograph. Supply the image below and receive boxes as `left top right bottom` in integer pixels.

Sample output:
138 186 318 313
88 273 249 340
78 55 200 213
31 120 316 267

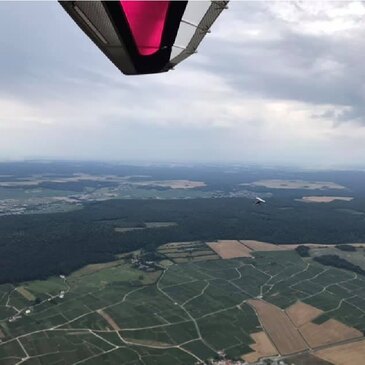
197 2 365 124
1 1 365 166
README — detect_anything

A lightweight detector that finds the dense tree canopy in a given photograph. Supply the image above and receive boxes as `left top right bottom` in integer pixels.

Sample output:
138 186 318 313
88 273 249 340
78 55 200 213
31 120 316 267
1 197 365 283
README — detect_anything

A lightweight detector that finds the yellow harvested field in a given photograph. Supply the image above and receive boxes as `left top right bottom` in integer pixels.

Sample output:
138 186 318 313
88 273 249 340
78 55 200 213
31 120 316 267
247 299 307 355
243 331 278 363
298 196 353 203
16 287 36 301
315 340 365 365
135 180 206 189
285 301 323 327
207 240 253 259
299 319 362 348
97 309 120 331
248 179 345 190
241 240 286 251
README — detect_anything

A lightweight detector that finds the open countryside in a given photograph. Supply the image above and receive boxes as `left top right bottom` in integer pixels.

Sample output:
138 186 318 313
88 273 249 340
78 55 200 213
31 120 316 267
3 0 365 363
1 241 364 365
1 162 365 364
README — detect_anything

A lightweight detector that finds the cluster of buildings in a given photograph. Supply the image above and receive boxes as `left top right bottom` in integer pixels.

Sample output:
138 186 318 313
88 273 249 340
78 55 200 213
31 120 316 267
8 314 22 323
196 354 290 365
206 360 247 365
130 255 159 272
201 360 290 365
0 200 27 216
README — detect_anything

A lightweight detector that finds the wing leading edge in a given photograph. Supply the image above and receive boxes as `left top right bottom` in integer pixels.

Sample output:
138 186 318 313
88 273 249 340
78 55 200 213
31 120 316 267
59 1 228 75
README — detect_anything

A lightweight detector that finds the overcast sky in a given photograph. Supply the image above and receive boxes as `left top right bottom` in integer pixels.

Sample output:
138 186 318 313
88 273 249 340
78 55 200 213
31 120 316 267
1 1 365 168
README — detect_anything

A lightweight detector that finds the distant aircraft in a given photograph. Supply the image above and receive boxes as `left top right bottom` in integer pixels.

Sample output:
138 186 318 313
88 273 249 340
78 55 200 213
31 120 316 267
59 1 229 75
255 197 266 205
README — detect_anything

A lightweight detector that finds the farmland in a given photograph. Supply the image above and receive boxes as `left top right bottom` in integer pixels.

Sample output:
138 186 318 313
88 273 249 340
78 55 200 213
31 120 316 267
0 244 364 364
315 340 365 365
157 241 219 264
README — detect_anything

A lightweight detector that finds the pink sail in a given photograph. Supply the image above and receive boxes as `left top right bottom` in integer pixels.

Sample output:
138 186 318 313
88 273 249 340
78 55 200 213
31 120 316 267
120 1 170 55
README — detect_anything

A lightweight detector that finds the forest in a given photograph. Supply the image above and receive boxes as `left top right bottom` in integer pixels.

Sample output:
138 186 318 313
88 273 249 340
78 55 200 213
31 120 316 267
1 196 365 283
313 255 365 275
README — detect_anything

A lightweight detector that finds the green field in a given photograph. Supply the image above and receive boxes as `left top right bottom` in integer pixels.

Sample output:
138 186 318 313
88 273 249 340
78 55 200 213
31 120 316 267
0 248 364 364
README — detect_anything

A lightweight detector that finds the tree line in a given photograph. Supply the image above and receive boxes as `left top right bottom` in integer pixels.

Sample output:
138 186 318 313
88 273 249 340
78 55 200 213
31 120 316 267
1 197 365 283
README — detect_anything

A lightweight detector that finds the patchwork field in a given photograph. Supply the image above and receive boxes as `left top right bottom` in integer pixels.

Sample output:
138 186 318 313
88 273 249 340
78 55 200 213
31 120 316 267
0 247 364 364
158 241 219 263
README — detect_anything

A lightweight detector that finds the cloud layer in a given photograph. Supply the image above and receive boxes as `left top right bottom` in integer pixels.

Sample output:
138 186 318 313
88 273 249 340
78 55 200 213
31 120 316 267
1 1 365 167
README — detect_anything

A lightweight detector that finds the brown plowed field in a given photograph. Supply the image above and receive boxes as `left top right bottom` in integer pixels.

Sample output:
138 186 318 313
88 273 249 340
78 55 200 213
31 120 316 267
285 301 323 327
248 299 307 355
315 340 365 365
242 331 277 363
299 319 362 348
207 240 252 259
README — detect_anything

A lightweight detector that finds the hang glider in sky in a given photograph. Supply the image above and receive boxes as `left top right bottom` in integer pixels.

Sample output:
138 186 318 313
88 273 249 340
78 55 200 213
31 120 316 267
255 197 266 205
